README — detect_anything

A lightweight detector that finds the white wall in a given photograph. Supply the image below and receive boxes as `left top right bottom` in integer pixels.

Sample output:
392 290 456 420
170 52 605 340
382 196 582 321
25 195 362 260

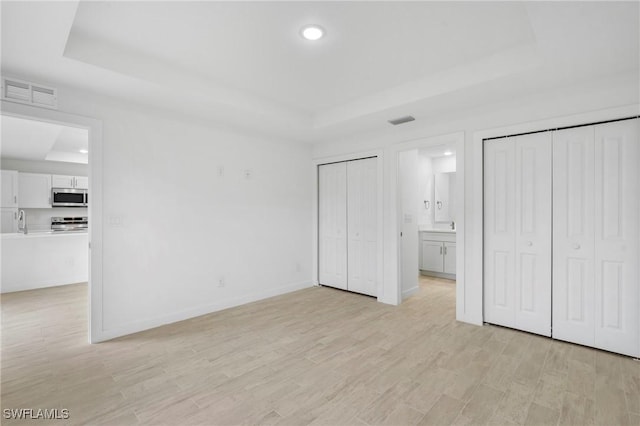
417 153 457 229
398 150 419 297
9 82 313 340
431 155 456 174
416 153 432 226
312 73 639 324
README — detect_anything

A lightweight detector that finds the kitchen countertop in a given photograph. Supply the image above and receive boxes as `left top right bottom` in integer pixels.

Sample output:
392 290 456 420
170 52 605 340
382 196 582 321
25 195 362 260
1 230 88 239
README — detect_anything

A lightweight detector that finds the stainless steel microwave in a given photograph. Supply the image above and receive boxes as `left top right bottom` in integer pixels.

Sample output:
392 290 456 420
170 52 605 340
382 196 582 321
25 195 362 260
51 188 87 207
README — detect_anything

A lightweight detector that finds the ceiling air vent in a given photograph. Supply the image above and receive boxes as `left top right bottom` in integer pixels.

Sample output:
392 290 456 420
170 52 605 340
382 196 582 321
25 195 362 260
388 115 415 125
2 77 58 109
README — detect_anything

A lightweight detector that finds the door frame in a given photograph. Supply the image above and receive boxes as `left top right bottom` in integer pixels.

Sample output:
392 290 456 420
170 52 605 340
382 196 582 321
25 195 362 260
393 132 465 311
312 151 384 301
1 100 104 343
470 104 640 327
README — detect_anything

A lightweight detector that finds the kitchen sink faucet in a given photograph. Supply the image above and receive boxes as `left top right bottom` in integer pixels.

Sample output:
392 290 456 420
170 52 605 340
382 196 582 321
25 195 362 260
17 210 28 234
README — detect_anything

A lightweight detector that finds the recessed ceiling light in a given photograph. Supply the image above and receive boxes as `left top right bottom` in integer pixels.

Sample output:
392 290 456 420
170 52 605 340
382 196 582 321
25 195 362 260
301 25 325 41
444 151 453 156
79 149 88 154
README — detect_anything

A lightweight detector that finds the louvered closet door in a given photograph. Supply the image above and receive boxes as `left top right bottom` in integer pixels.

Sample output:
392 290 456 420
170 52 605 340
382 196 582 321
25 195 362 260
593 119 639 357
484 133 552 336
318 162 348 290
552 126 596 347
347 158 378 296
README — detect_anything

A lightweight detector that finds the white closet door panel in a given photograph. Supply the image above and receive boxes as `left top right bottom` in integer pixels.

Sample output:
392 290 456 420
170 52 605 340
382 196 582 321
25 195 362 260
484 138 516 328
514 132 552 336
318 162 348 290
347 158 378 296
593 119 639 357
553 126 596 346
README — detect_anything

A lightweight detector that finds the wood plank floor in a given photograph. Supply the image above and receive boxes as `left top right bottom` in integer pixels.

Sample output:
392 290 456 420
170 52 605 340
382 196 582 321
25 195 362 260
2 277 638 425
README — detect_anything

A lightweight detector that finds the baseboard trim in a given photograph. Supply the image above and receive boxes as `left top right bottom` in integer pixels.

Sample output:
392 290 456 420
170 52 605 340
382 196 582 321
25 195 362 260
402 286 419 300
94 280 313 342
1 276 88 293
420 270 456 280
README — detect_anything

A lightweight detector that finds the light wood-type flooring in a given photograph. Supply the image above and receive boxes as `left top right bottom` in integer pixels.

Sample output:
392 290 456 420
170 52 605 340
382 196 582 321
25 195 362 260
2 277 639 425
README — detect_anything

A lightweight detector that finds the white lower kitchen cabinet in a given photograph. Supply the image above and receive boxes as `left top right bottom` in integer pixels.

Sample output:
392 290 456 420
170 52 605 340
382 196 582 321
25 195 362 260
1 208 18 233
1 232 88 293
419 231 456 279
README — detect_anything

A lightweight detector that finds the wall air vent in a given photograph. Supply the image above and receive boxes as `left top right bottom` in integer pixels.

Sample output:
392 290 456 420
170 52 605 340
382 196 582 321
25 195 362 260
388 115 415 125
2 77 58 109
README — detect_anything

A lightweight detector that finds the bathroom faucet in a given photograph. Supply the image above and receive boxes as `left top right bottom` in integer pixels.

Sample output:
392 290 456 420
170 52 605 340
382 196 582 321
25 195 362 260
17 210 28 234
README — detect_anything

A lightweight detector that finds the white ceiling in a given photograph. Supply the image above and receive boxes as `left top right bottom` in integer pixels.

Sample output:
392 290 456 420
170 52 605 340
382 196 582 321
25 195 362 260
1 1 638 143
1 115 89 164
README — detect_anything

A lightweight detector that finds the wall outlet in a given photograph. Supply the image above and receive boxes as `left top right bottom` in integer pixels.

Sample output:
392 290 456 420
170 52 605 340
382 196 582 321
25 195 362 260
217 166 224 177
244 169 253 179
218 276 225 287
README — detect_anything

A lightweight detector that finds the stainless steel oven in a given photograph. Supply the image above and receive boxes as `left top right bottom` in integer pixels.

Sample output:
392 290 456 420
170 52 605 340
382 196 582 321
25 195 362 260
51 188 87 207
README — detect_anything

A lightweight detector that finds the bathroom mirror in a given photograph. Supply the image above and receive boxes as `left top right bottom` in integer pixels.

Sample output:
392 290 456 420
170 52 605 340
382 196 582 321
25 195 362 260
434 172 456 223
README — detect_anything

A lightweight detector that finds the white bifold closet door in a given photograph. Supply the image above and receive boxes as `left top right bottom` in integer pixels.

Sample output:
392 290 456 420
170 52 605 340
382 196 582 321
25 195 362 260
553 119 639 357
318 162 348 290
318 158 378 296
346 158 378 296
484 132 552 336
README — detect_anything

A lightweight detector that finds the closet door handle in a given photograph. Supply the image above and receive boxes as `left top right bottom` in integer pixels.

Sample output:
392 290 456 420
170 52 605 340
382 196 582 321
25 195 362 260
437 201 442 209
526 241 533 247
573 243 581 250
440 246 443 255
444 246 447 255
424 200 430 209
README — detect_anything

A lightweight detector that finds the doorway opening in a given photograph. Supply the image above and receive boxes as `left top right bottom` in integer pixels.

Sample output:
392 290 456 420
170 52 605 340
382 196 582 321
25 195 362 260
0 109 96 342
398 144 458 305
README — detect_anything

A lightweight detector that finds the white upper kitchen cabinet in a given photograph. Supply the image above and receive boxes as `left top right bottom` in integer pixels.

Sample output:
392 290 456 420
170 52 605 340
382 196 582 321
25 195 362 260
74 176 89 190
18 173 52 208
52 174 87 189
1 170 19 207
51 175 75 188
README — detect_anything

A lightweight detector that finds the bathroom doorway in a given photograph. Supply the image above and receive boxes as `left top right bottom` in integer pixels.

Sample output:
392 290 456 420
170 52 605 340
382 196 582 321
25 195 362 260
398 142 458 302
